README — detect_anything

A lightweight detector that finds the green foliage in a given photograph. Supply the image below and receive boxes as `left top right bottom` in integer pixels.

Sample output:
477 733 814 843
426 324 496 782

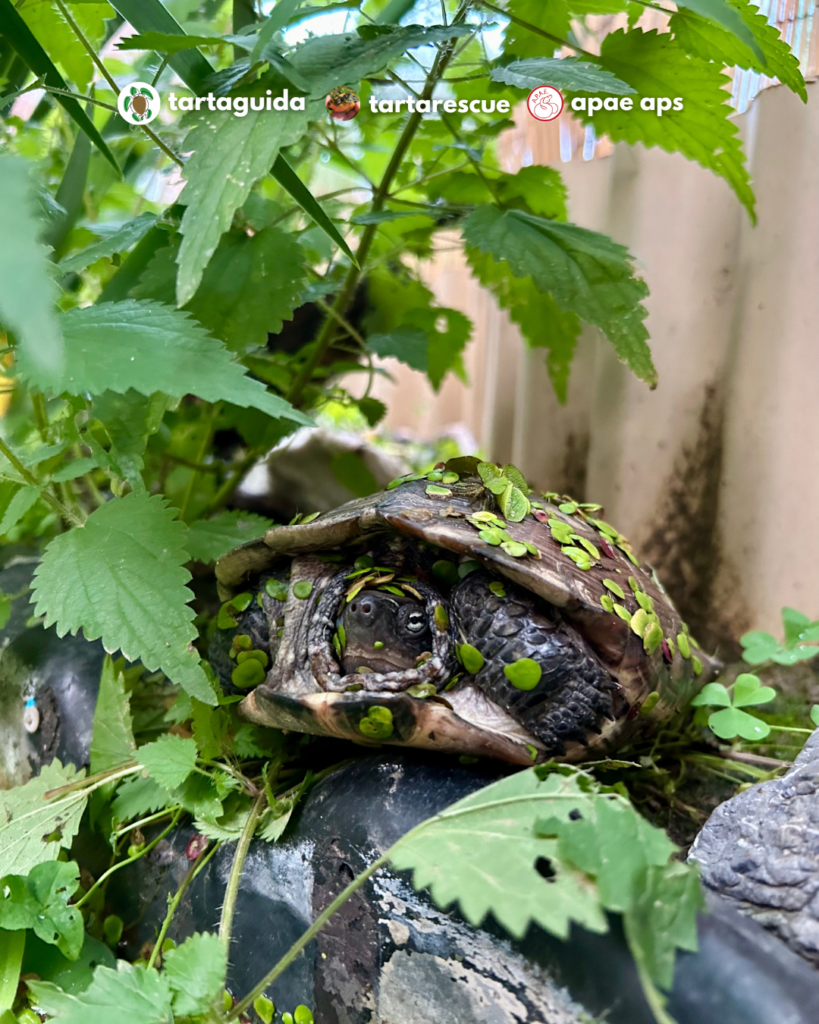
691 673 776 740
89 658 136 775
163 932 226 1017
186 510 273 563
0 861 83 960
740 606 819 665
491 57 635 93
29 960 174 1024
137 734 198 791
31 494 217 705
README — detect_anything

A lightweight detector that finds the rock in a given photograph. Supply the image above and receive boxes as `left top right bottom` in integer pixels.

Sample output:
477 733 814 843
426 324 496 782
690 730 819 965
110 752 819 1024
236 428 409 520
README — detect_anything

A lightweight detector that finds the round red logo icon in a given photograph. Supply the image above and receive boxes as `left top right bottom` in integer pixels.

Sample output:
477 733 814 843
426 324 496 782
526 85 564 122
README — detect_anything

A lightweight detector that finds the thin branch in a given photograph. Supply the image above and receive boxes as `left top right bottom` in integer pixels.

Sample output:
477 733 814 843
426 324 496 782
0 437 85 527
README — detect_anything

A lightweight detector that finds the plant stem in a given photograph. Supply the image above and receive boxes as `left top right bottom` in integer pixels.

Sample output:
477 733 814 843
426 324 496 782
76 809 183 909
219 790 267 948
716 749 791 769
285 4 471 407
315 298 368 349
228 851 391 1020
147 840 221 969
43 761 140 800
113 806 179 838
0 436 84 527
31 393 48 442
42 85 117 111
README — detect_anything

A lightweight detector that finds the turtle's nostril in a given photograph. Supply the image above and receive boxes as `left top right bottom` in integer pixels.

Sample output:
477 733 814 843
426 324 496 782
362 602 372 614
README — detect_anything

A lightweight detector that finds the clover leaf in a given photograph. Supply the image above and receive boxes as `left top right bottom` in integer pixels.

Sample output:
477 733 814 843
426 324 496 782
740 606 819 665
691 674 776 741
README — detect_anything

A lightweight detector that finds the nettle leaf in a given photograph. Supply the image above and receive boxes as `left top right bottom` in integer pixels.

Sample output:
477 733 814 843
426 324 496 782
186 510 273 563
467 249 579 403
503 0 640 58
427 166 567 221
116 31 226 53
288 24 472 94
368 327 429 372
0 157 63 383
578 29 755 219
367 308 472 390
670 0 805 100
163 932 227 1018
89 657 136 776
177 104 316 305
491 57 635 94
0 860 83 960
18 0 95 91
463 206 655 387
58 214 158 276
31 493 218 705
111 775 168 824
28 960 173 1024
137 735 198 791
0 484 41 535
92 390 173 492
0 761 87 876
17 300 310 426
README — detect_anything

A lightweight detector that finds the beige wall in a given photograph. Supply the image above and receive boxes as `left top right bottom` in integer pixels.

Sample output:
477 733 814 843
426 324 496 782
367 81 819 650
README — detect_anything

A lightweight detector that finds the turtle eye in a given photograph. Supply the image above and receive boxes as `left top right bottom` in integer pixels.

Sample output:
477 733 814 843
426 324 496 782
405 610 427 633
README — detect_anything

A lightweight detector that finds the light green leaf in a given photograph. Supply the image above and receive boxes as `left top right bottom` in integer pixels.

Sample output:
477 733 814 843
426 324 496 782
0 485 40 535
28 961 173 1024
186 510 273 563
176 104 315 306
390 767 608 939
59 215 157 276
17 301 310 426
138 734 198 792
52 459 97 483
116 31 225 53
288 24 472 95
0 861 83 961
111 776 168 824
89 657 135 776
0 157 63 383
18 0 95 92
811 705 819 727
0 761 87 877
250 0 306 63
258 804 295 842
467 249 579 402
674 0 763 60
708 706 770 740
690 681 731 707
583 29 755 219
491 56 635 94
463 206 654 387
31 493 218 705
163 932 226 1017
732 673 776 707
367 327 429 371
92 390 172 491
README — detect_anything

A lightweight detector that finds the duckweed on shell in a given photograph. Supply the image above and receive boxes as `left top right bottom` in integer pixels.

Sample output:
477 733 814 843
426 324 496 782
489 581 507 598
459 643 485 674
293 580 313 600
677 632 692 659
426 484 452 497
640 691 660 715
603 579 625 600
232 659 266 689
600 594 615 613
265 579 288 601
630 608 649 637
614 604 632 621
643 622 663 655
504 658 542 691
434 604 450 630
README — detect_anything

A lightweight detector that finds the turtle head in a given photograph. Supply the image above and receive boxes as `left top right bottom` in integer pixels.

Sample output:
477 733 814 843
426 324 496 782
340 590 431 676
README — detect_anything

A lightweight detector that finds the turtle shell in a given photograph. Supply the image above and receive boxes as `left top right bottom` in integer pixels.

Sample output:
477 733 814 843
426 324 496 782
215 457 717 765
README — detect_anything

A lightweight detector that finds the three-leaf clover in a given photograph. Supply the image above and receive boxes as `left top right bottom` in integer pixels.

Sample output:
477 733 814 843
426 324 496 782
691 673 776 741
740 607 819 665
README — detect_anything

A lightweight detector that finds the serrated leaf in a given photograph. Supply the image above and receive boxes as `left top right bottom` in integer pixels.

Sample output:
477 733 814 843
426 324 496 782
580 30 755 219
186 510 273 564
111 775 169 823
18 301 309 426
0 761 86 876
163 932 226 1017
89 657 135 775
0 860 83 960
92 390 171 491
28 960 173 1024
390 767 607 939
427 166 567 221
31 493 217 705
491 56 635 94
176 104 315 305
18 0 94 92
0 157 63 382
137 734 197 791
0 485 40 535
463 207 654 387
288 24 472 94
116 31 225 53
367 327 429 371
59 215 157 276
670 0 805 100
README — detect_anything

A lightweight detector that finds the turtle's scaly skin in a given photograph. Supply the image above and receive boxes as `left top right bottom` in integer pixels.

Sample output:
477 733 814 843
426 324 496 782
215 459 717 764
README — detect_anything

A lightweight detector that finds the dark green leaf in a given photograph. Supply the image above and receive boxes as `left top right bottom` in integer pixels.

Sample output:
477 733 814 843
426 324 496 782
163 932 226 1018
59 215 158 276
331 451 378 497
186 511 273 563
674 0 763 60
0 861 83 960
491 57 635 94
28 961 173 1024
89 657 135 776
138 734 198 791
367 327 429 371
116 32 226 53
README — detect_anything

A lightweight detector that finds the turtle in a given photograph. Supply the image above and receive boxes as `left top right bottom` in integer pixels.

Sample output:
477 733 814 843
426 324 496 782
213 457 718 766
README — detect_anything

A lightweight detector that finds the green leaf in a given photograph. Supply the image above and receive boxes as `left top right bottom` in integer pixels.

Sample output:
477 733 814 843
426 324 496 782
367 327 429 371
89 657 135 776
503 657 541 689
427 166 567 220
0 861 83 960
250 0 306 63
491 57 635 94
31 493 218 705
28 960 173 1024
781 606 812 647
0 157 63 382
59 215 158 276
670 0 805 101
0 485 40 535
0 761 87 876
811 705 819 728
18 0 94 91
674 0 763 60
732 673 776 707
0 930 25 1012
690 681 731 707
92 390 171 491
186 510 273 563
390 767 608 939
18 300 310 426
137 734 198 791
581 29 755 220
116 31 226 53
288 24 472 94
111 776 168 824
331 451 378 497
463 206 655 387
163 932 226 1017
707 706 770 740
0 1 119 174
176 105 315 306
497 484 530 523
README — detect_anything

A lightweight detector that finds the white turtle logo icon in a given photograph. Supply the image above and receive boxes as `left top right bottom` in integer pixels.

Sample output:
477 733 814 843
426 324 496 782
527 85 564 122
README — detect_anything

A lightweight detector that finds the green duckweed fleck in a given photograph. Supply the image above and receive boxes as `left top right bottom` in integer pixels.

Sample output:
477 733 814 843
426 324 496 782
640 691 660 715
603 579 625 600
434 604 450 631
265 578 288 602
231 659 266 689
643 622 663 655
489 581 507 598
677 632 691 659
504 658 542 690
460 644 485 674
600 594 615 613
293 580 313 600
